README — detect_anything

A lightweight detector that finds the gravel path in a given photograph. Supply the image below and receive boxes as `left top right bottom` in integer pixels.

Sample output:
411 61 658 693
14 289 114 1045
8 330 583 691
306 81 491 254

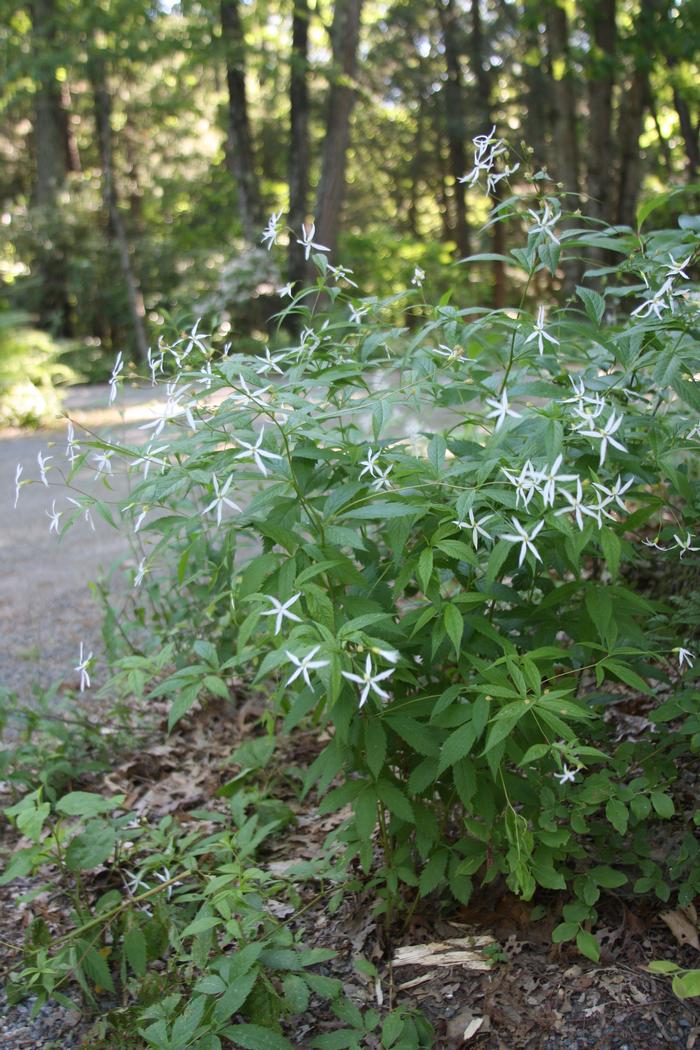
0 383 165 704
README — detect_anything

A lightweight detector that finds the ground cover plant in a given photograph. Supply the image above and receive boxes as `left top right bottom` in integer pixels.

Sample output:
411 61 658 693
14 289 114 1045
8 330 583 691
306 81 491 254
4 135 700 1045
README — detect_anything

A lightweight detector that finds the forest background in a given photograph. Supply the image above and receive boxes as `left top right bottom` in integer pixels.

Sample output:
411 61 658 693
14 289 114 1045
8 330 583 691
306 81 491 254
1 0 699 379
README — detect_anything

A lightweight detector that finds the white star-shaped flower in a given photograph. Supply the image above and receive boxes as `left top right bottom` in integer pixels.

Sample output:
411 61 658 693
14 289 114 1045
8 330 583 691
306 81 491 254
554 479 600 531
230 375 271 409
285 646 329 691
527 201 561 244
539 455 577 508
108 351 124 405
46 500 62 534
675 647 694 670
134 558 148 588
411 266 425 287
203 474 241 525
501 517 545 566
453 509 493 549
672 532 700 559
502 460 543 510
277 281 295 298
74 642 93 692
553 764 577 785
66 496 96 531
593 475 634 513
328 264 357 287
432 343 465 364
13 463 23 508
92 450 114 479
261 593 302 635
359 447 381 479
37 450 52 486
261 211 283 250
370 465 393 491
663 254 691 280
296 221 330 260
255 346 286 376
349 304 369 324
65 420 81 464
525 305 559 355
341 653 394 708
234 427 283 477
485 389 521 432
579 411 627 466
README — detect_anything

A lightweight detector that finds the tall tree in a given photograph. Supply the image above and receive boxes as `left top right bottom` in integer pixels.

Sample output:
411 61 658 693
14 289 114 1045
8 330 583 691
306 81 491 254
30 0 71 333
470 0 505 306
89 47 149 362
436 0 470 258
545 0 579 200
584 0 617 229
614 0 668 227
220 0 262 243
287 0 311 286
314 0 364 261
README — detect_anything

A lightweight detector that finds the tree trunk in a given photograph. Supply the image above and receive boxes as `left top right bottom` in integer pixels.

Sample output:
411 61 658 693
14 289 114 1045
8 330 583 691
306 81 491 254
30 0 71 334
545 1 579 199
221 0 262 243
614 0 670 226
90 56 149 362
313 0 364 261
436 0 470 258
522 2 549 174
672 84 699 180
287 0 311 286
470 0 504 306
585 0 616 227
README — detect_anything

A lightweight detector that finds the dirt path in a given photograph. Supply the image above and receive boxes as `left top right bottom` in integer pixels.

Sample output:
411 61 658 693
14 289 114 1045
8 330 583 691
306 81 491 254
0 384 165 704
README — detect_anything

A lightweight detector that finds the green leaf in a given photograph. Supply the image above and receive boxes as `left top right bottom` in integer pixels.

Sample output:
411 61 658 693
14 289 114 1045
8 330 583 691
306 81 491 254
417 548 434 592
650 791 675 819
56 792 124 818
65 821 116 871
282 974 309 1013
224 1023 295 1050
590 866 627 889
672 971 700 999
602 659 651 695
518 743 550 766
599 527 621 579
482 703 528 754
80 942 115 992
552 921 578 944
443 604 463 657
576 930 600 962
418 850 448 897
605 798 629 836
214 972 260 1023
381 1011 405 1048
353 786 377 842
576 285 605 324
124 926 147 977
181 915 221 937
438 722 476 775
376 780 414 823
365 721 387 778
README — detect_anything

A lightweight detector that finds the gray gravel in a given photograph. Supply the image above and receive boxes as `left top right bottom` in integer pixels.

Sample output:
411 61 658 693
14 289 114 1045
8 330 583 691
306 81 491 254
0 990 87 1050
0 383 163 705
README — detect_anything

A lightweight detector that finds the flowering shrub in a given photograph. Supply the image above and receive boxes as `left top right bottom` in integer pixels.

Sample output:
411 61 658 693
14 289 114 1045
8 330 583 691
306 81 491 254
16 133 700 963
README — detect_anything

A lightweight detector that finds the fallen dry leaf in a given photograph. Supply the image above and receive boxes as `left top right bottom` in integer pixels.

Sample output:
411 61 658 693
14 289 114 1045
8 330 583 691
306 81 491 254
393 936 495 970
660 909 700 951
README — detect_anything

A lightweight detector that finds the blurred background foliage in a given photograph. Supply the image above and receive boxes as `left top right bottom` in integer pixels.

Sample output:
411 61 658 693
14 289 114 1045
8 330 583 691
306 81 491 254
0 0 698 405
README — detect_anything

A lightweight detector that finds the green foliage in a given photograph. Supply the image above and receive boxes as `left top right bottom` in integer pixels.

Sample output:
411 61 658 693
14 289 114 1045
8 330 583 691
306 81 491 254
0 313 75 426
6 172 700 1040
